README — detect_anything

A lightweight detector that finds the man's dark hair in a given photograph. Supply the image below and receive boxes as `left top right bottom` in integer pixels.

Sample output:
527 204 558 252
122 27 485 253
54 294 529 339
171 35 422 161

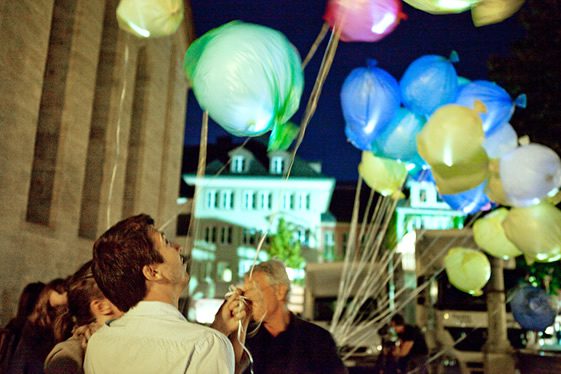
92 214 163 312
391 313 405 326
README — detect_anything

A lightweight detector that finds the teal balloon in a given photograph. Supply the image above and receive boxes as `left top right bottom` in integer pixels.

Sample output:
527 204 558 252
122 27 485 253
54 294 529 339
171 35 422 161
372 107 425 162
184 21 304 137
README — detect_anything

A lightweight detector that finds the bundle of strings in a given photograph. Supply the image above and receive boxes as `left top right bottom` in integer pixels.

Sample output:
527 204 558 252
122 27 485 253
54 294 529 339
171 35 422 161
225 285 256 374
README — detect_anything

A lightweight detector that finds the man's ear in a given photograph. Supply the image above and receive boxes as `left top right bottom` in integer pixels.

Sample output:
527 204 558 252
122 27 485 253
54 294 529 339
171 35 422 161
275 284 289 302
142 264 162 281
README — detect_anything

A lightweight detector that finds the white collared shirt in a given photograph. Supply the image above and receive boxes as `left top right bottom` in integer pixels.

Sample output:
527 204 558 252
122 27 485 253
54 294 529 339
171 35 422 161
84 301 234 374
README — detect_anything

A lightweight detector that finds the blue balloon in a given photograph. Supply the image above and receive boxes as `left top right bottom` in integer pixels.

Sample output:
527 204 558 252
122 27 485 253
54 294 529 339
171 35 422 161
400 52 459 116
511 286 557 331
455 80 526 136
341 60 400 150
440 181 492 214
345 123 371 151
407 155 433 183
372 107 426 162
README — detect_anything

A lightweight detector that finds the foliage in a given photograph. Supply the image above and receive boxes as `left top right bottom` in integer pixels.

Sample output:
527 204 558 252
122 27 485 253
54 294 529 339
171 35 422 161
268 218 305 269
488 0 561 156
516 256 561 295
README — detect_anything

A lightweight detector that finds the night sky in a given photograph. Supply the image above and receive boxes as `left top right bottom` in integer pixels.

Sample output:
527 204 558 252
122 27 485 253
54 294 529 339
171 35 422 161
183 1 527 181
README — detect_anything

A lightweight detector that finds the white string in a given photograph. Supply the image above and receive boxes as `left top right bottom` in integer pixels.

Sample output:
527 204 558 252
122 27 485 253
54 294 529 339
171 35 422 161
106 35 130 229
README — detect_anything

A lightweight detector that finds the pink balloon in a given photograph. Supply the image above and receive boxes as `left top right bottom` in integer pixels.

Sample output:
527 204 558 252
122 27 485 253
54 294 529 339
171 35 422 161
324 0 404 42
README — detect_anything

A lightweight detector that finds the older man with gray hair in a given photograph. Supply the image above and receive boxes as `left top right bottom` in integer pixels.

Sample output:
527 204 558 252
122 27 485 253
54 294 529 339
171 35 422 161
242 259 347 374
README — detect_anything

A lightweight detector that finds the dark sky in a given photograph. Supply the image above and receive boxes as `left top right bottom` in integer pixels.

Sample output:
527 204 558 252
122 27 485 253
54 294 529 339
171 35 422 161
183 1 527 181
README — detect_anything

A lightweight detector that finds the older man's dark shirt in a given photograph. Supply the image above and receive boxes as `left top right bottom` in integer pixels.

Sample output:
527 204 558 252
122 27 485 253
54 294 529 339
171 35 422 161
244 313 347 374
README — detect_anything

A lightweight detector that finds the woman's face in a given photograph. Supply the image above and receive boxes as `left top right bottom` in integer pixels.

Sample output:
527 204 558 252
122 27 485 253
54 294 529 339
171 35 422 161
48 289 68 307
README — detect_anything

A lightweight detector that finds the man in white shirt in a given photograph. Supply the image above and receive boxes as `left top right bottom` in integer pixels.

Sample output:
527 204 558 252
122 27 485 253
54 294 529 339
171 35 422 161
84 214 246 374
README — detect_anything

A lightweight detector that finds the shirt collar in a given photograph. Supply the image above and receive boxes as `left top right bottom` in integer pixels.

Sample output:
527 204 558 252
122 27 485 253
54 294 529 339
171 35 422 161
121 301 186 321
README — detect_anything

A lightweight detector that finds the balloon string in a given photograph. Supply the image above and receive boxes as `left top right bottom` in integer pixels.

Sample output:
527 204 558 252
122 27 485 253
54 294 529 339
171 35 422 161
286 24 341 179
301 22 330 70
106 34 130 229
225 285 256 374
184 111 208 254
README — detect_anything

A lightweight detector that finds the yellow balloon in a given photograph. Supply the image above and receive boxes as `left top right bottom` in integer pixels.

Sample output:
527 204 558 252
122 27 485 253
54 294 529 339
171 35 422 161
485 159 513 206
116 0 184 38
418 104 489 194
444 247 491 296
358 152 407 199
473 208 522 259
404 0 477 14
503 203 561 263
471 0 526 27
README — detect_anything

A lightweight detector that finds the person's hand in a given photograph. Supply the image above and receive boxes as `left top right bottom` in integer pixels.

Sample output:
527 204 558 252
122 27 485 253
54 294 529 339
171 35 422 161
211 287 249 336
242 278 265 321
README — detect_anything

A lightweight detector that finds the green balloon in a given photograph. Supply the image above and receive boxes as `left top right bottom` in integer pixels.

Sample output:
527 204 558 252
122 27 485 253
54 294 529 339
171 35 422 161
184 21 304 137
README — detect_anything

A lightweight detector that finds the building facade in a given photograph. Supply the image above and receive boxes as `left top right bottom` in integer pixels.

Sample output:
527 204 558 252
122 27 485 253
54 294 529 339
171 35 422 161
0 0 193 324
181 139 336 298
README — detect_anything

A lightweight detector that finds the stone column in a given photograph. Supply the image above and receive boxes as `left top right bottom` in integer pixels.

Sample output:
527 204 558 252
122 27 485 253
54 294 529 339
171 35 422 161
483 257 515 373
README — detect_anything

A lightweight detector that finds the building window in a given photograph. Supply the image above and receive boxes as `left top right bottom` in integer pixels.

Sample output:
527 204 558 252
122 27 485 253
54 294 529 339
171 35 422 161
305 193 311 210
297 193 310 210
243 191 257 210
281 192 290 210
220 226 232 244
217 261 233 282
271 156 285 174
205 190 218 209
342 232 349 255
220 190 234 210
204 226 216 243
259 191 272 210
231 155 246 173
242 228 256 245
419 189 427 203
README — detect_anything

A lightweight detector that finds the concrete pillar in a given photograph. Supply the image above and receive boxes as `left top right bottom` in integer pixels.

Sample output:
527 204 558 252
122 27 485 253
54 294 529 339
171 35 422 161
483 257 515 373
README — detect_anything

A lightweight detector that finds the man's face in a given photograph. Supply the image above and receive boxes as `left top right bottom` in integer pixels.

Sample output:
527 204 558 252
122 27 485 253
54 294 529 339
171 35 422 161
151 230 190 290
244 271 284 322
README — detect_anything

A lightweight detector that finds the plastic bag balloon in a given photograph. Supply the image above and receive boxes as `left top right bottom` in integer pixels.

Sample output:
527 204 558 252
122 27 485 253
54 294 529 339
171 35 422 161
503 202 561 263
403 0 477 14
417 104 489 194
500 143 561 207
440 181 492 215
455 80 526 136
510 285 556 331
472 0 526 27
341 60 401 150
184 22 304 137
358 152 407 199
473 208 522 259
444 247 491 296
324 0 403 42
116 0 184 38
400 52 459 116
372 107 426 162
483 122 518 159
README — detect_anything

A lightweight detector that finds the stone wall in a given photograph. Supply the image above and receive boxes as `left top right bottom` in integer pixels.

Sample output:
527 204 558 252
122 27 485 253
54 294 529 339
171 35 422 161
0 0 193 324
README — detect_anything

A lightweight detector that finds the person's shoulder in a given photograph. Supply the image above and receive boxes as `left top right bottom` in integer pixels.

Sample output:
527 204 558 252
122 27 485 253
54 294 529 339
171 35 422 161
294 316 335 338
44 337 84 374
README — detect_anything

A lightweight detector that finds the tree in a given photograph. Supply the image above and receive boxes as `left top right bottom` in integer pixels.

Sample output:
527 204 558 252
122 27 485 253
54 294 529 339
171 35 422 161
268 218 305 269
488 0 561 156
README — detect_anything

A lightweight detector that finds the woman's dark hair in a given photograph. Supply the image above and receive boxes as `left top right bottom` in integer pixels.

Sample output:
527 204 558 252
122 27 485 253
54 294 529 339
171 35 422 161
66 260 105 327
15 282 45 320
27 278 71 342
92 214 163 312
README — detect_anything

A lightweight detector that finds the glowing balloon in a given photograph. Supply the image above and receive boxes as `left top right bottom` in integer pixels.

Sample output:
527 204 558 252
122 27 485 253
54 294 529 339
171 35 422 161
483 122 518 159
324 0 403 42
440 181 492 215
341 60 401 150
455 80 526 136
400 52 459 116
503 202 561 263
358 152 407 198
500 144 561 207
404 0 477 14
184 22 303 137
417 104 489 194
444 247 491 296
510 285 556 331
116 0 184 38
473 208 522 259
372 107 426 162
472 0 526 27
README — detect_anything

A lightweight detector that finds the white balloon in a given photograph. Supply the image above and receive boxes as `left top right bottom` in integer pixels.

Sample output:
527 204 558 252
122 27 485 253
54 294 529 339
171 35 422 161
500 143 561 207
